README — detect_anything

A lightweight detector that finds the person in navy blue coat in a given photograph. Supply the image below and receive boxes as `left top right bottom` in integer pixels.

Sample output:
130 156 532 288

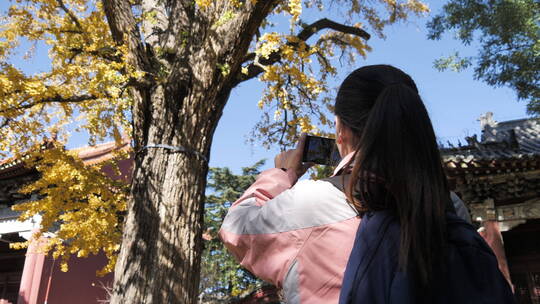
330 65 515 303
339 210 515 303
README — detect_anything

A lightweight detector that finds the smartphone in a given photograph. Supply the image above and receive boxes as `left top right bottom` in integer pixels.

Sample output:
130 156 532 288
302 135 341 166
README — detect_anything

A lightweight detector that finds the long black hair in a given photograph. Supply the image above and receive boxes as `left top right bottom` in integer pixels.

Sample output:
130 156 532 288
335 65 450 290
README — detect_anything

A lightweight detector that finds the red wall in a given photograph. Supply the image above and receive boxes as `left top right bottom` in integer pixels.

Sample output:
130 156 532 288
17 244 113 304
36 254 114 304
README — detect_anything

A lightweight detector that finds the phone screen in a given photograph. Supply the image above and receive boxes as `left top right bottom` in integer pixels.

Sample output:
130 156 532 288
302 135 341 166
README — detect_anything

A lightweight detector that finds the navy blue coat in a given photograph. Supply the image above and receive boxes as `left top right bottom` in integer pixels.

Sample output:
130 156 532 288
339 211 515 304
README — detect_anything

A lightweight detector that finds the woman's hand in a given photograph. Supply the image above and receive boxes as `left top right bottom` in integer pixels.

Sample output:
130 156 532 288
274 133 314 178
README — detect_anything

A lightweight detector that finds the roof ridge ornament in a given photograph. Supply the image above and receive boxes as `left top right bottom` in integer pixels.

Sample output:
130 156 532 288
465 134 480 147
479 112 498 130
479 112 500 143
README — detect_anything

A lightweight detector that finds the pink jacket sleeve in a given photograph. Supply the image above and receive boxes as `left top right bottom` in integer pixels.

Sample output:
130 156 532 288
218 168 307 287
232 168 298 207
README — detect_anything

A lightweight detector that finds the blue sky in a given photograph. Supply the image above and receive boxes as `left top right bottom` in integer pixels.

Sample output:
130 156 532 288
210 2 529 172
1 1 530 173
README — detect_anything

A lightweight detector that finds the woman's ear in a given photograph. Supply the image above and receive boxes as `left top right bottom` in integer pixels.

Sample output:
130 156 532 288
335 116 343 144
336 116 350 144
335 116 347 158
337 131 344 145
336 116 359 157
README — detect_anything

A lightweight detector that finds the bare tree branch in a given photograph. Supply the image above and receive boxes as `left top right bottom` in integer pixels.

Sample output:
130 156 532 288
211 0 281 87
58 29 84 34
68 46 122 62
315 50 332 72
297 18 370 42
102 0 151 72
233 18 370 86
0 117 12 129
56 0 85 32
0 94 98 114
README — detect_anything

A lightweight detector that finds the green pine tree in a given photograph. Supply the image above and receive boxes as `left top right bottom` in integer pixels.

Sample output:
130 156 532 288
200 160 268 303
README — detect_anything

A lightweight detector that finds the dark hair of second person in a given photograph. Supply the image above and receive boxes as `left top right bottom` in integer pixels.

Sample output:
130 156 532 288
335 65 451 291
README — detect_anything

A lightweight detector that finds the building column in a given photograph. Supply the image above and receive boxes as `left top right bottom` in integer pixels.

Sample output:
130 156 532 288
479 221 513 291
17 236 45 304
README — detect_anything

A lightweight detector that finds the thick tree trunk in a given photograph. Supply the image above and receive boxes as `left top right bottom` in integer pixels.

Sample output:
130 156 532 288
110 82 227 304
100 0 372 299
111 151 207 304
102 1 280 302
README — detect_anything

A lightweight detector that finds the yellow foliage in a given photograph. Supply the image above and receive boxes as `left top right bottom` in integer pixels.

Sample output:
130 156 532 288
1 0 429 275
0 0 133 274
251 0 429 148
195 0 213 10
0 0 134 158
10 144 128 276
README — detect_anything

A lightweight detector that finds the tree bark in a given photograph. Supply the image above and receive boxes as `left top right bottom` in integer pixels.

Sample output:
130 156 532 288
110 81 230 303
100 0 292 302
111 147 208 304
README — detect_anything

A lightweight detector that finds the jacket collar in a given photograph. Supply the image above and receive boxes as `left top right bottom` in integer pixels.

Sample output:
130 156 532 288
333 152 355 177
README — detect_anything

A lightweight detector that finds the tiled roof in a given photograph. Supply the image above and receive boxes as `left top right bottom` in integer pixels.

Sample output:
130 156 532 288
72 139 131 165
441 113 540 166
0 139 131 179
0 139 133 205
0 156 30 176
0 141 55 174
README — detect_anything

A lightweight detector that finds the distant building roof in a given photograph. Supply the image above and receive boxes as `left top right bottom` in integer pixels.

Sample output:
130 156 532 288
441 113 540 207
0 139 131 180
69 139 131 165
442 112 540 169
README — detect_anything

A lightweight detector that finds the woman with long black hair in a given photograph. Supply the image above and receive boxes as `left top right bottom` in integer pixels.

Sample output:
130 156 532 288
334 65 514 303
219 65 513 303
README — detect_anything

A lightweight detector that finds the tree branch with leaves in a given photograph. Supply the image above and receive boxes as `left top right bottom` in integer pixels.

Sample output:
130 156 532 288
1 0 429 302
428 0 539 114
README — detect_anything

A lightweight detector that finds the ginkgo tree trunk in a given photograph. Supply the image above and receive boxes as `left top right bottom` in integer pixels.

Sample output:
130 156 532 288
0 0 429 303
102 2 374 302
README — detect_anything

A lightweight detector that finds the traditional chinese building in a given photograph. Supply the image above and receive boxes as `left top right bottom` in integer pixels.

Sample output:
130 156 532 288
0 140 131 304
441 113 540 303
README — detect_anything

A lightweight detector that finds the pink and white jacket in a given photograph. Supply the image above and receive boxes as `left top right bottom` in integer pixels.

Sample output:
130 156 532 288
219 155 476 303
219 156 360 303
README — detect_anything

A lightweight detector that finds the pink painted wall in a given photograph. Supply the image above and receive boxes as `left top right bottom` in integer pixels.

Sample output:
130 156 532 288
17 242 113 304
35 254 114 304
100 157 133 183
